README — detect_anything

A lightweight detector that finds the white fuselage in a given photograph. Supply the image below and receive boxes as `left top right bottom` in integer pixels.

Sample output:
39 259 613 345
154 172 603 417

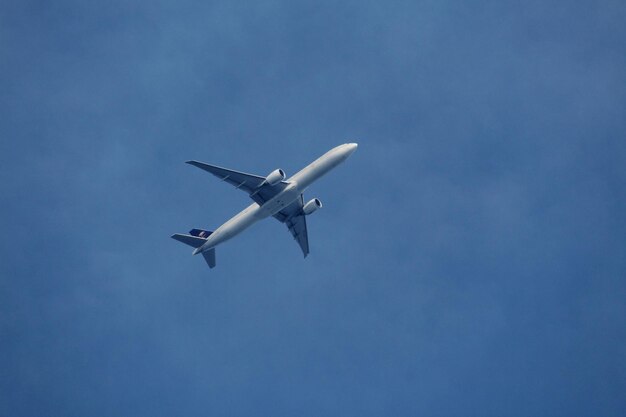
194 143 358 254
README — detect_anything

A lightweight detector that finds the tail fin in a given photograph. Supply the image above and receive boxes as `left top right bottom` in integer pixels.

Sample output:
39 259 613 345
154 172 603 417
171 229 217 269
171 228 214 248
189 229 213 238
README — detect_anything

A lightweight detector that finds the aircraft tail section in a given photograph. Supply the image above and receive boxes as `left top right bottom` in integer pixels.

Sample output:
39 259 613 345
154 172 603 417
171 233 206 248
171 229 217 269
189 228 213 238
202 249 216 268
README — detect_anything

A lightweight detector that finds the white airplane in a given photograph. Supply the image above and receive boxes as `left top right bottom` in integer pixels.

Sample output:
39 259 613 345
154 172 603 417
172 143 358 268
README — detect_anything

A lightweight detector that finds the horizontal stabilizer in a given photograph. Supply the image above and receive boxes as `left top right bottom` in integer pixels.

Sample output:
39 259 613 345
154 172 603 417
171 233 206 248
202 249 216 268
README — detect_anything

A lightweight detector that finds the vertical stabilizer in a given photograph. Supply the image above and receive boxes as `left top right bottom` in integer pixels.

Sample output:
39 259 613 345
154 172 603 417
190 229 213 238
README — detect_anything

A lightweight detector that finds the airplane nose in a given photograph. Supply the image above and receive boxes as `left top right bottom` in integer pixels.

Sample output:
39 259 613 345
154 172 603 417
346 143 358 154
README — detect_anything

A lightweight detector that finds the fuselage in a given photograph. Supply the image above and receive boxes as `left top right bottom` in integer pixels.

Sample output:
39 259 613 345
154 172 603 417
194 143 358 255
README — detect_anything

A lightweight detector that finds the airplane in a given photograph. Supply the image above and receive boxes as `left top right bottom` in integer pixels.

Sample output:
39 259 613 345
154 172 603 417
171 143 358 268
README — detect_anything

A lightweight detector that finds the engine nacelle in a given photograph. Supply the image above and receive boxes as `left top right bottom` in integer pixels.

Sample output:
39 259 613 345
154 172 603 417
265 169 286 186
303 198 323 215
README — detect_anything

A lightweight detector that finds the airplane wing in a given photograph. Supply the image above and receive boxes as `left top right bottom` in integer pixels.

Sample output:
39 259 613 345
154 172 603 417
186 161 289 205
273 195 309 257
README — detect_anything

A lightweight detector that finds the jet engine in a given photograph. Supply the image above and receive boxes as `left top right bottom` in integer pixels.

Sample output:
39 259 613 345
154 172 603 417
303 198 323 215
265 169 286 186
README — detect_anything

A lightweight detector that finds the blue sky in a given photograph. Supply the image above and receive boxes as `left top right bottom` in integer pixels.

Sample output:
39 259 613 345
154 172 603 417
1 0 625 416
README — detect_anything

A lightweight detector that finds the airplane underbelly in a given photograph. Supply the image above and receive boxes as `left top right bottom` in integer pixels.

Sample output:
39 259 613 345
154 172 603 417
262 187 300 216
206 204 261 248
